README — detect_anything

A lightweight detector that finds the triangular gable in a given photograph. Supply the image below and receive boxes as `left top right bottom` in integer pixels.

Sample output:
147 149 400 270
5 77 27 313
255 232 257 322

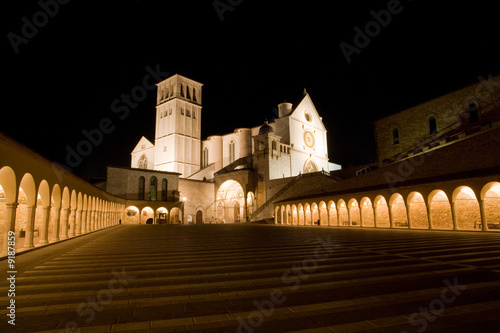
131 136 155 153
289 93 327 131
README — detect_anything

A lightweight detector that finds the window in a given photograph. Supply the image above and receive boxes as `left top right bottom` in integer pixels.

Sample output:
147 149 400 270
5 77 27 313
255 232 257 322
149 176 157 201
180 84 185 97
181 107 184 115
193 88 197 102
186 86 191 100
272 141 277 150
138 154 147 169
169 108 172 115
392 128 400 145
192 110 196 119
161 178 168 201
468 103 479 123
203 147 209 167
229 140 235 163
138 176 145 200
429 116 438 134
186 109 191 117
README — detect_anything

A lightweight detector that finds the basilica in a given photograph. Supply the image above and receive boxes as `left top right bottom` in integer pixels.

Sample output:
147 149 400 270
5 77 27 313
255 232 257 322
108 74 341 224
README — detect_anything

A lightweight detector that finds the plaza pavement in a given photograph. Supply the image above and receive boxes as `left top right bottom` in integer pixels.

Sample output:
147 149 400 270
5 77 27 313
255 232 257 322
1 224 500 333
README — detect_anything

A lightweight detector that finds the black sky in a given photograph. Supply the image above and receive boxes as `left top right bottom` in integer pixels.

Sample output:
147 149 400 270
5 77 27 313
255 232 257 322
3 0 500 180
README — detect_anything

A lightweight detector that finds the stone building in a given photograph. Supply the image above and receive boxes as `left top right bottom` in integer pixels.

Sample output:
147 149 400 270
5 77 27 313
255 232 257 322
115 74 341 224
274 75 500 232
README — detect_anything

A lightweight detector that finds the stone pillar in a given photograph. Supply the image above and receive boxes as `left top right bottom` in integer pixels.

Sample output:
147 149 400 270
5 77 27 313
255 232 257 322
373 206 378 228
450 202 459 230
39 206 50 245
359 206 364 227
76 209 83 235
91 210 96 231
69 208 77 237
406 204 412 229
23 205 37 249
426 204 433 230
60 208 69 239
479 200 488 231
348 207 352 226
2 203 18 255
51 206 61 242
81 210 87 234
388 205 394 228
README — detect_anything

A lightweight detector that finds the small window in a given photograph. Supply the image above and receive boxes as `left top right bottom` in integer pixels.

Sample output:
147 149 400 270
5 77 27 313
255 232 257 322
149 176 157 201
272 141 277 150
138 176 145 200
163 146 167 152
169 108 172 115
193 110 196 119
392 128 400 145
468 103 479 123
181 107 184 115
161 178 168 201
186 109 191 117
429 116 438 134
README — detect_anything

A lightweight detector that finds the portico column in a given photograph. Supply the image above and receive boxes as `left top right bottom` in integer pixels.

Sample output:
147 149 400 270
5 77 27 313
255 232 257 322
450 202 459 230
60 208 70 239
426 204 433 230
388 205 394 228
359 206 364 227
51 206 61 242
373 206 378 228
69 208 77 237
81 210 87 234
406 203 412 229
38 205 50 245
479 200 489 231
348 207 352 226
76 209 83 235
2 203 18 255
91 210 96 231
23 205 37 249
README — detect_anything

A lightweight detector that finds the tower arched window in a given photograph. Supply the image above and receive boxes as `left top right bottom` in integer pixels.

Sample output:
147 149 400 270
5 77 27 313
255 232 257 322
180 84 185 97
186 86 191 100
138 176 145 200
392 128 400 145
149 176 157 201
229 140 235 163
193 88 197 102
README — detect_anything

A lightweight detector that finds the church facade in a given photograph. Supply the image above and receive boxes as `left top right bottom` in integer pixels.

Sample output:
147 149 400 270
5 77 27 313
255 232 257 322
121 74 341 224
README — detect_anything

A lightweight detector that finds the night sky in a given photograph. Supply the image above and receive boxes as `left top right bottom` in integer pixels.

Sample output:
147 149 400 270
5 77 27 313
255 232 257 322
4 1 500 181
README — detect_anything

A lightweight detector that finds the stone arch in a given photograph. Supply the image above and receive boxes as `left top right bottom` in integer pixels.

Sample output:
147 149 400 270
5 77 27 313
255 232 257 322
389 193 407 228
291 204 298 225
374 195 390 228
298 203 305 225
319 201 328 226
480 182 500 231
216 180 245 223
124 206 140 224
303 159 318 174
169 207 181 224
16 173 37 247
328 200 337 226
141 206 154 224
156 207 168 224
427 190 453 230
347 198 360 226
360 197 374 227
35 179 51 245
407 191 429 229
304 203 312 225
337 199 348 226
452 186 481 230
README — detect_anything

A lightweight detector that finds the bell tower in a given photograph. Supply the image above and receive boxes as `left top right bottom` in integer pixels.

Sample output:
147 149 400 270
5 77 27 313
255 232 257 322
154 74 203 177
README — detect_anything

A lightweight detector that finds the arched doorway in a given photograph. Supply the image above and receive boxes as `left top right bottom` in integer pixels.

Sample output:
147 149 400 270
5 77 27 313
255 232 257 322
216 180 245 223
196 210 203 224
